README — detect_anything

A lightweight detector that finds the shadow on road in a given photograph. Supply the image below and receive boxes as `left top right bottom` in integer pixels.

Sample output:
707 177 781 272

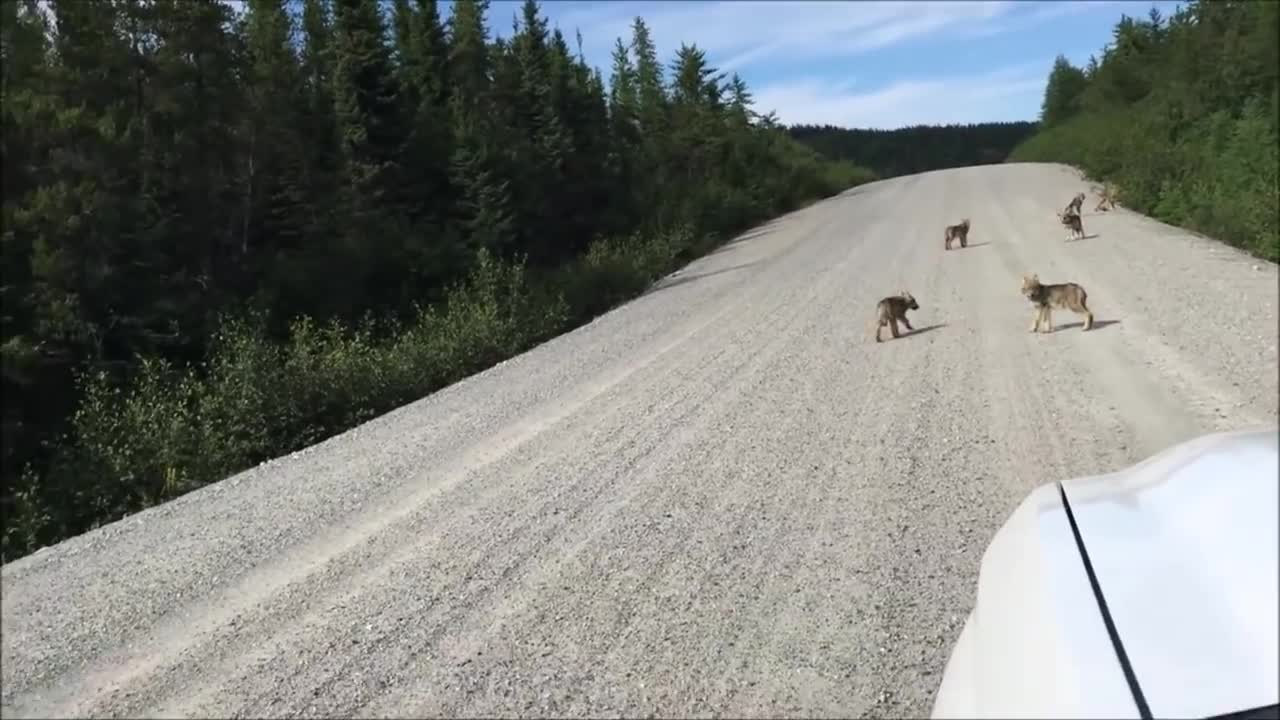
1067 233 1101 242
1059 319 1121 331
645 262 756 297
959 241 991 249
902 322 947 339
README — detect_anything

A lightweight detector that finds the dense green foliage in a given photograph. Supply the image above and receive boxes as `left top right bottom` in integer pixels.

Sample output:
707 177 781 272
788 122 1039 178
1011 1 1278 261
0 0 872 560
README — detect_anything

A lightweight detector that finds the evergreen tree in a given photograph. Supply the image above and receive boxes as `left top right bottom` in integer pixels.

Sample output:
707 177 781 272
332 0 403 220
1 0 54 499
1040 56 1088 127
445 0 515 258
241 0 307 295
446 0 491 118
629 17 665 132
397 0 458 287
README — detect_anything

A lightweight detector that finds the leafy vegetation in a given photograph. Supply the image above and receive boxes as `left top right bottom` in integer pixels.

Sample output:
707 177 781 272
0 0 873 561
788 122 1039 178
1011 1 1278 261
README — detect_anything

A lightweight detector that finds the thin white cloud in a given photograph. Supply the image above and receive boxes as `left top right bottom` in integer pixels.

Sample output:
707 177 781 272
752 60 1052 130
556 1 1031 74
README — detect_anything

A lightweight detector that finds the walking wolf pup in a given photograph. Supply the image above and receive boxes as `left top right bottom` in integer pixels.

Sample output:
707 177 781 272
1021 274 1094 333
873 292 919 343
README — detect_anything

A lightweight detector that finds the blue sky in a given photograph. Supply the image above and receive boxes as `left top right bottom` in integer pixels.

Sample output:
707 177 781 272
483 0 1185 129
215 0 1185 129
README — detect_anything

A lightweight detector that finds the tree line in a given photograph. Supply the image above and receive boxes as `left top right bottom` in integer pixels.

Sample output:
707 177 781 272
0 0 873 560
788 122 1039 179
1011 0 1277 261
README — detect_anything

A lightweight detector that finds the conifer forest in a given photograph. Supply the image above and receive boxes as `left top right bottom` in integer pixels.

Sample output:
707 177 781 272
0 0 875 560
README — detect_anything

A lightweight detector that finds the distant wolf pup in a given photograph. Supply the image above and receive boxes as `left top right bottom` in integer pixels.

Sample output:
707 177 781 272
1095 184 1117 212
1056 209 1085 241
1021 273 1094 333
944 219 971 251
874 291 919 343
1065 192 1086 215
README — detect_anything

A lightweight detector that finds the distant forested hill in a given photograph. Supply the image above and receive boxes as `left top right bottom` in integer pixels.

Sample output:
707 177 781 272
788 122 1039 178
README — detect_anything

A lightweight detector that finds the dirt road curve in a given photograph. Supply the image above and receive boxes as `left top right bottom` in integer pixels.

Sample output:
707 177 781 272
3 163 1277 719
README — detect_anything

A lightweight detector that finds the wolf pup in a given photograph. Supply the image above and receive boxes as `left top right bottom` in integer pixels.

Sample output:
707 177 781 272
1021 274 1094 333
1095 184 1117 212
1056 209 1085 241
874 291 919 342
944 219 970 251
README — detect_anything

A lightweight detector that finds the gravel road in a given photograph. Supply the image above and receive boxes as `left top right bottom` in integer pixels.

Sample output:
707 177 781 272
3 162 1277 719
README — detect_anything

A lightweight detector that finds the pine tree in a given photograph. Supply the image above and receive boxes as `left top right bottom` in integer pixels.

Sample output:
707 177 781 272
391 0 414 73
144 0 243 343
332 0 403 219
450 95 515 256
397 0 459 292
509 1 571 265
404 0 449 108
630 17 666 132
1040 56 1088 127
298 0 340 220
32 0 139 364
727 73 753 127
1 0 54 499
446 0 515 258
608 38 638 134
242 0 307 289
447 0 491 118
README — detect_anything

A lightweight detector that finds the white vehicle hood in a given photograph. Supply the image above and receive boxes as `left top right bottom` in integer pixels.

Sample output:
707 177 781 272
1061 429 1279 719
933 428 1279 720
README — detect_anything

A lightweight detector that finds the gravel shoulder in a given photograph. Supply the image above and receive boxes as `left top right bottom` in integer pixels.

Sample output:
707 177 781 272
3 162 1276 719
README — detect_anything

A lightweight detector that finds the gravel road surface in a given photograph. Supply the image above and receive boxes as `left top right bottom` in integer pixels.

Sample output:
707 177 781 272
3 162 1277 719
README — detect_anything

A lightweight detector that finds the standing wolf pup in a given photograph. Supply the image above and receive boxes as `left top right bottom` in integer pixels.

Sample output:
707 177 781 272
1056 209 1085 241
873 291 919 342
1021 274 1094 333
944 219 970 250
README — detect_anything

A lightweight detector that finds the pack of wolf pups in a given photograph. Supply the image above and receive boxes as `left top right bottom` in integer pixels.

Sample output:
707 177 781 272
873 183 1118 343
